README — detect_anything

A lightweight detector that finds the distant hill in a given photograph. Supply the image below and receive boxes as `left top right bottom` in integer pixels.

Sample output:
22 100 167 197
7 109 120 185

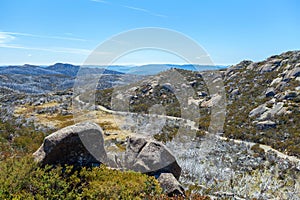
0 63 137 94
0 64 62 76
0 63 227 76
104 64 227 75
46 63 123 77
46 63 80 77
0 63 124 77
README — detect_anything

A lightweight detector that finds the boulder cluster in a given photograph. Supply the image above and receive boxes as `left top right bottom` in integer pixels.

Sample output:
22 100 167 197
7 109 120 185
33 122 185 197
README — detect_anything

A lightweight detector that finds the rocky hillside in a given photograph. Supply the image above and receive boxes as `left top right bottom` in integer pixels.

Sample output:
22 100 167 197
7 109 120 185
224 51 300 157
95 50 300 157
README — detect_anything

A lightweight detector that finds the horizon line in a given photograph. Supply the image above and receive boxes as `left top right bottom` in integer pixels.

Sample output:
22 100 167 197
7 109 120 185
0 62 232 67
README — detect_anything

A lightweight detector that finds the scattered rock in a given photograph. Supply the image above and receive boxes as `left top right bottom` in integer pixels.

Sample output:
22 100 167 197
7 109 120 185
230 88 240 96
249 105 268 118
270 77 282 86
197 91 208 97
201 94 222 108
157 173 185 197
60 110 71 115
282 90 298 100
162 83 174 92
259 61 281 72
256 120 276 130
265 87 275 97
275 81 288 91
284 67 300 80
124 137 182 180
104 131 118 136
189 80 197 87
226 60 252 76
246 62 258 70
258 102 284 120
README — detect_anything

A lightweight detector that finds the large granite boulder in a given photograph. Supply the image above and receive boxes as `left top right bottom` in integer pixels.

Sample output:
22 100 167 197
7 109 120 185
124 137 182 180
157 173 185 197
33 122 107 167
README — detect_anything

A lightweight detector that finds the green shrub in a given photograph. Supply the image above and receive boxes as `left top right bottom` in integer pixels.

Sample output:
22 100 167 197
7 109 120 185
0 156 162 200
80 167 162 199
251 144 263 153
0 119 45 160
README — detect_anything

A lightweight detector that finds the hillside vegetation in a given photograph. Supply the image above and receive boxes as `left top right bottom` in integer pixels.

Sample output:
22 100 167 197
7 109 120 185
95 51 300 157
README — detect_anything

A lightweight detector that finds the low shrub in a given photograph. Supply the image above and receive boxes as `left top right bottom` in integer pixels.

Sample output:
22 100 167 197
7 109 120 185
0 156 162 200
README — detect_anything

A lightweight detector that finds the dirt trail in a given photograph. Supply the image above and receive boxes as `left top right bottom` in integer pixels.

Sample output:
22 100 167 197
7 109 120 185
218 136 300 163
75 95 300 164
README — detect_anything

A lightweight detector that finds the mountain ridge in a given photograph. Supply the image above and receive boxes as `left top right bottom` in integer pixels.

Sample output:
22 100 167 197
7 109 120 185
0 63 227 75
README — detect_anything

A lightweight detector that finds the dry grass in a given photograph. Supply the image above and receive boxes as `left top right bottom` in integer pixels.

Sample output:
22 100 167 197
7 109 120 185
14 104 134 141
37 114 74 129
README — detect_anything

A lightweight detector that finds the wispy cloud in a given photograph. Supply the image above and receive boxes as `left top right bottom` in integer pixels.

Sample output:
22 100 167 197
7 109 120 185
0 32 15 44
0 31 96 55
90 0 167 18
0 31 88 42
0 43 113 56
122 5 167 18
0 43 91 55
90 0 109 4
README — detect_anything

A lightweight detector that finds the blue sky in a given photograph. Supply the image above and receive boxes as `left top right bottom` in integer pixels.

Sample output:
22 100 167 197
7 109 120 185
0 0 299 65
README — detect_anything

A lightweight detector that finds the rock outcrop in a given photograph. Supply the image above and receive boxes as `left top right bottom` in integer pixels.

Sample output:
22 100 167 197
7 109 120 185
33 122 107 167
224 50 300 158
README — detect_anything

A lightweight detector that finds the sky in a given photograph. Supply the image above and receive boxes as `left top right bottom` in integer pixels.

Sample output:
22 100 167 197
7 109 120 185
0 0 299 66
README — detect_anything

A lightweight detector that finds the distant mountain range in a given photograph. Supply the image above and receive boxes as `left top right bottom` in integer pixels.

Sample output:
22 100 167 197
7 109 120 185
0 63 227 94
0 63 132 94
91 64 227 75
0 63 228 76
0 63 123 77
